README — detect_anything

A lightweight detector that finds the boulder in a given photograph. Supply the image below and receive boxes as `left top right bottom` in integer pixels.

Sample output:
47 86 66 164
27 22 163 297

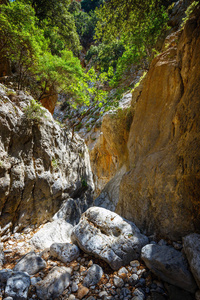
5 271 31 300
83 264 103 287
50 243 80 264
183 233 200 288
13 251 46 275
35 266 71 299
72 207 148 270
141 244 197 293
30 219 73 250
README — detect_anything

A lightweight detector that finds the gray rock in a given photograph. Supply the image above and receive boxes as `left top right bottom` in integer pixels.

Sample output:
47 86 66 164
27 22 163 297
183 233 200 289
129 274 139 286
0 86 94 234
3 297 13 300
72 207 148 270
118 267 128 276
0 269 12 286
50 243 80 264
0 243 4 267
99 291 108 298
30 219 73 250
68 295 76 300
71 282 78 292
83 264 103 287
5 271 31 300
13 251 46 275
113 276 124 288
165 283 194 300
133 288 145 300
141 244 197 293
35 266 71 299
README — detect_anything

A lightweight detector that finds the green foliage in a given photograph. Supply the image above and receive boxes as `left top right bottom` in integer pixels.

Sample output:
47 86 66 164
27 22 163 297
51 158 59 169
181 1 199 28
26 0 81 55
94 0 169 86
35 50 87 104
85 40 125 71
0 1 48 89
23 99 47 121
81 177 88 187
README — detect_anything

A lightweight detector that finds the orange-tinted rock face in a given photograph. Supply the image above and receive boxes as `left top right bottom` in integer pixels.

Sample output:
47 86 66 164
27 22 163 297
116 11 200 240
40 87 58 115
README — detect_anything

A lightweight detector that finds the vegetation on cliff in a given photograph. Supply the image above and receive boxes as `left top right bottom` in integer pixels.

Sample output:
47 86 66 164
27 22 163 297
0 0 172 116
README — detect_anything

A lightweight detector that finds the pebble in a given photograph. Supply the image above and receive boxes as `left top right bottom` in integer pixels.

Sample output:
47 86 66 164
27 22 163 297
68 295 76 300
72 282 78 292
99 291 108 297
113 276 124 288
130 260 140 268
118 267 128 276
77 285 89 299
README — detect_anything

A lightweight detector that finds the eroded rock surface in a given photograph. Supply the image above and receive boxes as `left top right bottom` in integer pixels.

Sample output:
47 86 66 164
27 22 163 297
141 244 197 293
116 8 200 239
0 84 94 234
5 271 31 300
50 243 80 264
30 219 73 250
72 207 148 270
13 251 46 275
35 266 71 300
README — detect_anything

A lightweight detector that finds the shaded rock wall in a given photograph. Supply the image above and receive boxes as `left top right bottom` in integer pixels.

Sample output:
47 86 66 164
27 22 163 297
0 84 94 234
116 9 200 240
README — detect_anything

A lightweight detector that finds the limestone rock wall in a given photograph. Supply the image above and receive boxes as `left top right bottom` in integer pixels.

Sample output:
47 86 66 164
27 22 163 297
116 9 200 240
0 84 94 234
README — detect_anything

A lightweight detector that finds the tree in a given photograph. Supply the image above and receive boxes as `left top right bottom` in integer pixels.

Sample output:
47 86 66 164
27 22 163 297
0 1 48 89
24 0 81 55
94 0 169 85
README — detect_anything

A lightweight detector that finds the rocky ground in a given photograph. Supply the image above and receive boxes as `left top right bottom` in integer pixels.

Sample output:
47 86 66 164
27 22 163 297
0 207 199 300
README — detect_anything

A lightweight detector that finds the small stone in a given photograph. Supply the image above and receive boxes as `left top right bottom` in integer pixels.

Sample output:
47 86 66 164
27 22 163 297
88 260 93 267
83 264 103 287
113 276 124 288
129 274 139 286
99 291 108 298
132 288 145 300
50 243 80 264
118 267 128 276
130 260 140 268
68 295 76 300
3 297 13 300
106 283 112 288
77 285 89 299
71 282 78 292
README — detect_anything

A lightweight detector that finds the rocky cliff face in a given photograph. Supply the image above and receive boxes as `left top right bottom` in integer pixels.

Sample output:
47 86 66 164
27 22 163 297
0 84 94 234
116 8 200 240
94 6 200 240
